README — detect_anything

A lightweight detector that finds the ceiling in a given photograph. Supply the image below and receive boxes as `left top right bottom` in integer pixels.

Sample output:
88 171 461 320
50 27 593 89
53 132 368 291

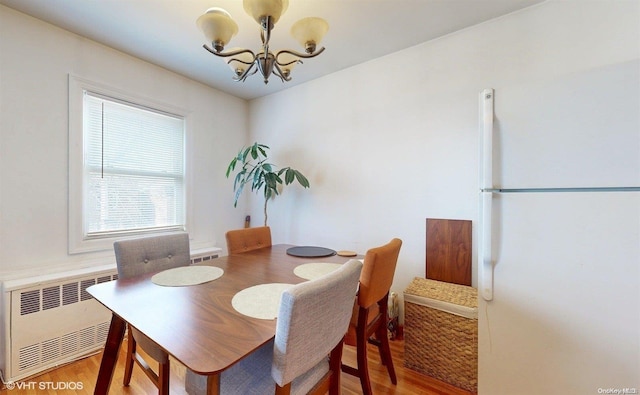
1 0 544 100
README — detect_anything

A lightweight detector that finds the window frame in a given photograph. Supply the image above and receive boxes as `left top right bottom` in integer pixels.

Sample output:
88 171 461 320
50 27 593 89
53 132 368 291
68 74 192 254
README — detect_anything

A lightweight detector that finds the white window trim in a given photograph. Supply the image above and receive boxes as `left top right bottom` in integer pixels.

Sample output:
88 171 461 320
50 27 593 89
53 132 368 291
68 74 193 254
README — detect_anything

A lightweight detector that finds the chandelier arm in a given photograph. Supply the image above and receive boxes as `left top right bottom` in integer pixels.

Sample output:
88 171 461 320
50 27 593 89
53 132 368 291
203 44 256 59
273 63 292 82
275 47 326 61
226 59 254 67
276 59 301 68
233 61 259 82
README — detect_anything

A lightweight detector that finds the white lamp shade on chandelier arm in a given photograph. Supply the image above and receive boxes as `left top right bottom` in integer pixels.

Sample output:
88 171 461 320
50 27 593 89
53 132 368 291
290 17 329 54
197 0 328 84
243 0 289 26
196 8 238 52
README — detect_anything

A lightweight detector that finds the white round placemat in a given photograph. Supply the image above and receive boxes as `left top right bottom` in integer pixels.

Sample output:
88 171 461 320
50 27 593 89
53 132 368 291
294 262 343 280
232 283 294 320
151 266 224 287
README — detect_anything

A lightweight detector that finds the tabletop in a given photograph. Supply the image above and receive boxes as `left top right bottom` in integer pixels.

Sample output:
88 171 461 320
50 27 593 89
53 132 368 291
87 244 356 393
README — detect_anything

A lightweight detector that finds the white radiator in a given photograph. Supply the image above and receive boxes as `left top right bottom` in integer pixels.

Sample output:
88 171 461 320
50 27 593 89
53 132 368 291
1 247 220 383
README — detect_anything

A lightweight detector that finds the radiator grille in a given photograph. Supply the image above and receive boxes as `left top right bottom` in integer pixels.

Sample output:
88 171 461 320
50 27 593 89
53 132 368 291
20 290 39 316
62 282 79 305
191 252 218 264
42 339 60 363
18 344 39 371
42 286 60 310
80 279 96 301
16 322 110 375
61 332 79 356
19 274 118 316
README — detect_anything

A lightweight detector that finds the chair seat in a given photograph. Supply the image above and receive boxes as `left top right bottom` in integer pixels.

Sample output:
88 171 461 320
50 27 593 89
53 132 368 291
131 327 168 363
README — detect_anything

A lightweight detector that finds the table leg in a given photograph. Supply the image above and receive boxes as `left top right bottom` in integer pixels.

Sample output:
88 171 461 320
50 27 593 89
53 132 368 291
206 373 220 395
93 313 126 395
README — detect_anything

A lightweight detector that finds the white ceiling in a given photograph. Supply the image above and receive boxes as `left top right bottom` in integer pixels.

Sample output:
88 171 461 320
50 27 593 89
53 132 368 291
1 0 544 100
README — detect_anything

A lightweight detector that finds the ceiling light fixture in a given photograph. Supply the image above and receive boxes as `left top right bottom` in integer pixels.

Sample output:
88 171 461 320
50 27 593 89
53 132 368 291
197 0 328 84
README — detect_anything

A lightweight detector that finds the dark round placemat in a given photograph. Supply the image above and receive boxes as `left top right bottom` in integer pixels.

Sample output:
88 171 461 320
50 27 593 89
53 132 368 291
286 246 337 258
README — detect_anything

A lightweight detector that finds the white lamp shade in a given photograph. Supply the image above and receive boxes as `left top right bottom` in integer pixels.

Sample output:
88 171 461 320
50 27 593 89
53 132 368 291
290 17 329 49
243 0 289 25
197 8 238 47
226 49 256 74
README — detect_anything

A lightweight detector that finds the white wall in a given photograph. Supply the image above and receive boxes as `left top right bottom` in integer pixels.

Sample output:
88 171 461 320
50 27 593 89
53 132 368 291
248 0 638 295
0 6 249 276
246 1 639 393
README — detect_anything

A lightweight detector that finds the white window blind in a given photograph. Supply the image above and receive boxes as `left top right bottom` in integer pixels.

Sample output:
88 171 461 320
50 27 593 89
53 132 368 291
83 92 185 238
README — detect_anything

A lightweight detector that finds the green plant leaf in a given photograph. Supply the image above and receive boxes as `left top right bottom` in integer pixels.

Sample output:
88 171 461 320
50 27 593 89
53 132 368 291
284 168 295 184
252 168 264 191
294 170 310 187
225 157 237 178
233 183 245 207
250 142 260 159
233 169 245 191
264 172 275 188
274 172 284 185
257 144 268 158
240 146 251 161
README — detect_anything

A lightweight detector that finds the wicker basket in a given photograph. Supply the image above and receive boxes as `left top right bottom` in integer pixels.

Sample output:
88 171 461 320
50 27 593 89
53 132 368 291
403 277 478 393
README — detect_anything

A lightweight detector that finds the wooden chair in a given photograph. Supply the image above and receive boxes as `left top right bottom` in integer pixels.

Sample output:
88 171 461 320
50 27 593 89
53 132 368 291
113 232 191 395
225 226 272 254
341 238 403 395
185 259 363 395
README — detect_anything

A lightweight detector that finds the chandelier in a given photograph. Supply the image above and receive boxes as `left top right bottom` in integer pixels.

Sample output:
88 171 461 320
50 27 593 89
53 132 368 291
197 0 329 84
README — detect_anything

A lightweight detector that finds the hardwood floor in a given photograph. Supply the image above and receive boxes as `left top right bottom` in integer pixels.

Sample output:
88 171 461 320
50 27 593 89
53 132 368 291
0 337 474 394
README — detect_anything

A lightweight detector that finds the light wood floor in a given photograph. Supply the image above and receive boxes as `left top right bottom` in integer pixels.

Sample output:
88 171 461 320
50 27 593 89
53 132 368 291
0 338 474 394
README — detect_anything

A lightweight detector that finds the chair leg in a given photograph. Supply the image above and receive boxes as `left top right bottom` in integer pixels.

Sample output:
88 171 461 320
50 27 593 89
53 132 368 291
376 321 397 384
376 297 397 384
328 341 344 395
356 309 373 395
158 360 170 395
123 328 135 386
356 338 372 395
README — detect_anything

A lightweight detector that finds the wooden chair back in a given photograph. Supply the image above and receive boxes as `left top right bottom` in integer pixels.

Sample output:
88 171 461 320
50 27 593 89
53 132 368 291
225 226 272 254
357 238 402 309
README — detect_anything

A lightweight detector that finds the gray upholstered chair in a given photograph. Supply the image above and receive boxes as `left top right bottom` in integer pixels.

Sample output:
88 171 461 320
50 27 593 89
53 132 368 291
114 232 191 395
225 226 272 254
185 259 363 395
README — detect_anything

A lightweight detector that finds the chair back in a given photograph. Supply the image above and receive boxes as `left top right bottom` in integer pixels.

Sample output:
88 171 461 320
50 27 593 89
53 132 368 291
114 233 191 279
357 238 402 309
225 226 272 254
271 259 363 386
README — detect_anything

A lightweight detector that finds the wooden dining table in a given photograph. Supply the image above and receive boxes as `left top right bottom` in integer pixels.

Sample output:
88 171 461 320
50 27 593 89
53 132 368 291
87 244 355 395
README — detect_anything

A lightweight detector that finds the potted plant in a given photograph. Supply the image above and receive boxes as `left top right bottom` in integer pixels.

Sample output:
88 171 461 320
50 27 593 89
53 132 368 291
226 142 310 226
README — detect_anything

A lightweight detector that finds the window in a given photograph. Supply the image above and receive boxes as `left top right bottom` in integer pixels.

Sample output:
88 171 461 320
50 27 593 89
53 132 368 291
69 75 189 253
